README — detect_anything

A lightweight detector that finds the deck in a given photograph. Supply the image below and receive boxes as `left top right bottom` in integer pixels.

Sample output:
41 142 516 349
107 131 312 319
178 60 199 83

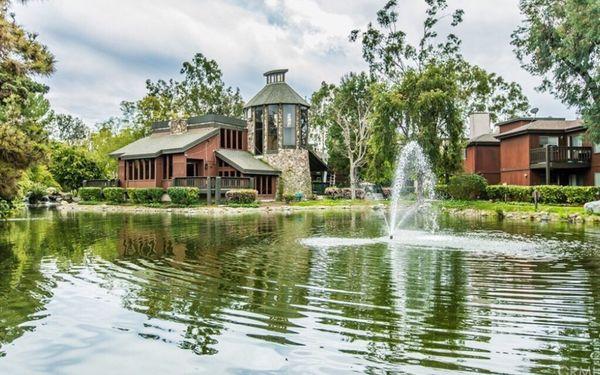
529 146 592 169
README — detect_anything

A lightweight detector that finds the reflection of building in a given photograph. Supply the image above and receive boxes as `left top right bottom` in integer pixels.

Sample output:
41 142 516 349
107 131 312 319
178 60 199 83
109 69 328 199
465 113 600 186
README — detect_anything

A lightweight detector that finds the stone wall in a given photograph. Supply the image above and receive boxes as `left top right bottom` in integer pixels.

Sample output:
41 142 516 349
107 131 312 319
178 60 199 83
262 149 312 198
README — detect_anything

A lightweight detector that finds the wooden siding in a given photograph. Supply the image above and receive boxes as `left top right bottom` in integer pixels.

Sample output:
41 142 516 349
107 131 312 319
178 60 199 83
498 119 533 134
464 144 500 184
500 135 532 185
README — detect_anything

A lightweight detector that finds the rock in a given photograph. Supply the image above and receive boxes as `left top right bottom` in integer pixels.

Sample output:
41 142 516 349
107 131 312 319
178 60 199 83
584 201 600 214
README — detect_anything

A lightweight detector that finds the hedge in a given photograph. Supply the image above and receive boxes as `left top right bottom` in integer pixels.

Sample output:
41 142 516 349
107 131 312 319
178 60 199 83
167 187 200 205
127 188 164 204
483 185 600 205
447 174 488 200
324 187 366 199
225 189 257 204
79 187 102 201
103 187 126 203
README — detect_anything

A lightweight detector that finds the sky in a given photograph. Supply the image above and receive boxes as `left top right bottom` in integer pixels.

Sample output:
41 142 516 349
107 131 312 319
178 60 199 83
13 0 577 126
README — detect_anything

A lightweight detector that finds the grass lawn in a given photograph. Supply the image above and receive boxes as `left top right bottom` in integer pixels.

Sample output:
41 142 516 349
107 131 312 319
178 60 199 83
438 199 587 216
290 199 386 207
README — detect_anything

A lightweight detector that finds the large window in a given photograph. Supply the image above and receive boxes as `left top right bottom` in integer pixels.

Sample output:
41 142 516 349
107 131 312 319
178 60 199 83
267 105 278 151
254 107 263 155
300 107 308 146
570 134 583 147
283 104 296 147
539 136 559 147
127 158 155 180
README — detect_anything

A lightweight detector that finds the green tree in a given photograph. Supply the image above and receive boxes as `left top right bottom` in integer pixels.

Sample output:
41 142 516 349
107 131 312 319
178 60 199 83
511 0 599 140
48 144 104 191
88 117 140 177
48 113 89 146
310 73 375 198
0 0 55 201
122 53 244 134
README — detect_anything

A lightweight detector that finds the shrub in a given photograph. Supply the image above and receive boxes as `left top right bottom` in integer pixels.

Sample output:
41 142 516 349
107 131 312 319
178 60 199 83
0 199 12 220
167 187 200 205
483 185 600 205
103 187 126 203
225 189 257 204
435 184 449 199
341 188 365 199
282 194 295 204
486 185 532 202
446 174 488 200
27 183 47 204
324 187 343 199
79 187 102 202
382 187 392 199
127 188 164 204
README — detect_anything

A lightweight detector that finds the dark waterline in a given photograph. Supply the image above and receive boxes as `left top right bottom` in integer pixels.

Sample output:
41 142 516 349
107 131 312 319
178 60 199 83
1 208 600 374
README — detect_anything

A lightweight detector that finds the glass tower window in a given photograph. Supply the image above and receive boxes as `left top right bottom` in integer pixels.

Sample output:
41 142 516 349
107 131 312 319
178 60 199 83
267 105 278 151
254 107 263 155
283 104 296 147
300 107 308 146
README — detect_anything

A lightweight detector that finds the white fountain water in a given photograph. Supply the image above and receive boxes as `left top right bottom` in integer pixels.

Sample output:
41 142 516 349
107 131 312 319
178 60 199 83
388 141 437 238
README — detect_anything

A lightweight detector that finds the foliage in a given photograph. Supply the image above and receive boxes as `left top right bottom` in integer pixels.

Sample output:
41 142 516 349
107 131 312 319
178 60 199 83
324 187 343 200
48 113 88 146
310 73 375 198
48 143 105 191
434 184 449 199
225 189 257 204
324 187 366 200
282 194 295 204
511 0 599 140
439 200 586 217
0 1 55 202
381 187 392 199
446 174 488 200
167 187 200 205
0 198 11 220
120 53 244 135
484 185 600 205
78 187 102 202
18 164 60 198
127 188 164 204
102 187 126 204
88 117 142 177
486 185 532 203
26 182 47 204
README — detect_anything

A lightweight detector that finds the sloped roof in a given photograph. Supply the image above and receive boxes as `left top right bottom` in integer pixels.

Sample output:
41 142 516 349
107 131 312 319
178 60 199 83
215 149 280 175
109 127 219 159
496 119 584 139
467 133 500 146
244 82 310 108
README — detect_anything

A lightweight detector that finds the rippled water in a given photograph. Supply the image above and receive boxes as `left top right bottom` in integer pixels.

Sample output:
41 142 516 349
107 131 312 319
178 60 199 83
1 209 600 374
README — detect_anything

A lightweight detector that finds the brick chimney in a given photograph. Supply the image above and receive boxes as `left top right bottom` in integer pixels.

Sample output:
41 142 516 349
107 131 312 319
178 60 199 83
469 112 491 139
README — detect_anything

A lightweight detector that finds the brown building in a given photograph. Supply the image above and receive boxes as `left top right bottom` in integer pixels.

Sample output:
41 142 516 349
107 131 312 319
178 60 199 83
465 115 600 186
109 69 328 199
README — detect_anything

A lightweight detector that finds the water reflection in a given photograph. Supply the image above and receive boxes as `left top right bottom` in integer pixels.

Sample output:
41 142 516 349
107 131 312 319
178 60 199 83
0 209 599 373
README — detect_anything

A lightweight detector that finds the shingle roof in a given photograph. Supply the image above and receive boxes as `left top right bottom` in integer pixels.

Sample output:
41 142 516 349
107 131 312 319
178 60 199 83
496 119 584 139
215 149 280 175
109 127 219 159
467 133 500 146
244 82 310 108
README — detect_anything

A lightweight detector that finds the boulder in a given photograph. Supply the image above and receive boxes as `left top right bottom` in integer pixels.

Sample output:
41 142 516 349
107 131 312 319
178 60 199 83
584 201 600 214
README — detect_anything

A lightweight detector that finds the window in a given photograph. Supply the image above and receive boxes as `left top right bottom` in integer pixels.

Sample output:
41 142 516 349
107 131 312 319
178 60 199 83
283 104 296 147
570 134 583 147
596 173 600 187
539 136 559 147
569 174 584 186
300 107 308 147
267 105 278 151
254 107 263 155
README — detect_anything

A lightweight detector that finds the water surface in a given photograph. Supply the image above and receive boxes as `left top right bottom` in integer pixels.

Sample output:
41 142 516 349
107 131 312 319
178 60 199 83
1 209 599 374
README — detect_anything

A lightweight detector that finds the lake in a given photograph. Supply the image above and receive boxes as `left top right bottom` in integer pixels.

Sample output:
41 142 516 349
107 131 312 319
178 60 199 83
1 209 599 374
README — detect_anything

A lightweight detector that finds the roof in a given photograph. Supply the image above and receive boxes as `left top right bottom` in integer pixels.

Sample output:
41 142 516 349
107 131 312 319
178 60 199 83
152 114 245 132
215 149 281 175
495 116 565 127
496 119 585 139
244 82 310 108
109 127 219 159
467 133 500 146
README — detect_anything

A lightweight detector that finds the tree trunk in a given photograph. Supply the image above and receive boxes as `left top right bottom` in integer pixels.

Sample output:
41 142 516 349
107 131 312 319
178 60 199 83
349 162 356 200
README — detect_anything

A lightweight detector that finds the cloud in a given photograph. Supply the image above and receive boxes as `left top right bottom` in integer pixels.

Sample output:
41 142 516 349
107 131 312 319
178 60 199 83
13 0 576 125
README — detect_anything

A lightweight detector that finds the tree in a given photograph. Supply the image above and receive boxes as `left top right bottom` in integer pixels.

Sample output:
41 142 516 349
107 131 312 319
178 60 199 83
122 53 244 134
351 0 529 182
88 117 140 177
48 113 89 145
0 0 55 201
511 0 599 140
311 73 375 198
48 144 104 191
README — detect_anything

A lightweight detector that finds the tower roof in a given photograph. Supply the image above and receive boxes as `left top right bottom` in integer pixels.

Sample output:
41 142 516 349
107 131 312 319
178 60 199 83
244 69 310 108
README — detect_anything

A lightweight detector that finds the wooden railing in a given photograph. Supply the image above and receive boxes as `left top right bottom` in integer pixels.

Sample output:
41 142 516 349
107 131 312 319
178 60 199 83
173 176 210 189
530 146 592 165
172 176 253 190
220 177 253 189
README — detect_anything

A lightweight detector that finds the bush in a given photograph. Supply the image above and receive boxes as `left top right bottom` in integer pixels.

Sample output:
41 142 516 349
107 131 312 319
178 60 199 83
483 185 600 205
382 187 392 199
341 188 365 199
324 187 343 199
447 174 488 200
26 183 47 204
79 187 102 202
128 188 165 204
225 189 257 204
0 199 12 220
103 187 126 203
282 194 295 204
435 184 449 199
167 187 200 205
486 185 532 202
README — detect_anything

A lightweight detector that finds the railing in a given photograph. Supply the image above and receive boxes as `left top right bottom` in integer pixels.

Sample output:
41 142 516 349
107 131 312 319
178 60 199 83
530 146 592 165
83 179 119 188
172 176 253 190
173 177 211 189
220 177 253 189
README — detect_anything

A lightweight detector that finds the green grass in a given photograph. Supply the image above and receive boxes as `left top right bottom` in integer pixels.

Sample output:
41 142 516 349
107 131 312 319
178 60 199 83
291 199 385 207
438 199 587 216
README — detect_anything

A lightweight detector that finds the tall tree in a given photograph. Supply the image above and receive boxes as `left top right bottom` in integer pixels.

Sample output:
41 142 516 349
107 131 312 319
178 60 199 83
512 0 599 140
48 113 89 146
311 73 375 198
0 0 55 202
122 53 244 134
351 0 530 183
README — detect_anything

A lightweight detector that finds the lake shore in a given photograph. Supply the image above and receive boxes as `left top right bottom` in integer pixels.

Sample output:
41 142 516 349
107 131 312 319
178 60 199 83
53 199 600 224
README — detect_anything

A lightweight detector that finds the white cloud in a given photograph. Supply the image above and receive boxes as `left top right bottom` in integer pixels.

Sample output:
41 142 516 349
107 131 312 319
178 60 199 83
13 0 576 125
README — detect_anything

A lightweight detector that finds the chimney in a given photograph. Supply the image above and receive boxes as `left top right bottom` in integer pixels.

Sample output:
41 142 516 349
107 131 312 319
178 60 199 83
469 112 491 139
169 118 188 135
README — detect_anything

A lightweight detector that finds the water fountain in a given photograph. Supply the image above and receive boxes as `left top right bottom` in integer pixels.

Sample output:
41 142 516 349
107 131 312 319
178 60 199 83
387 141 437 239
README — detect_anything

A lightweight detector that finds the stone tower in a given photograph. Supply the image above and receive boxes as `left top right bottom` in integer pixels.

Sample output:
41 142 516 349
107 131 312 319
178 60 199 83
244 69 321 197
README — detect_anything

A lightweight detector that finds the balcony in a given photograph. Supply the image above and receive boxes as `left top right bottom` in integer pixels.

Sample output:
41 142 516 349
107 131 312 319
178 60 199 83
529 146 592 169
